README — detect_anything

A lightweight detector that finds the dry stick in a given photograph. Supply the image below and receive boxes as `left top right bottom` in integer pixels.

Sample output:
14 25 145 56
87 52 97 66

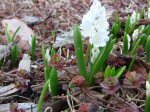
83 90 118 112
112 95 131 107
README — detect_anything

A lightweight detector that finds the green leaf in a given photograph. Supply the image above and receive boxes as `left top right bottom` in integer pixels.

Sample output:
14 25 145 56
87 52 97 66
42 44 47 67
11 44 19 66
104 65 111 79
50 67 58 96
73 25 87 80
12 26 20 42
125 15 131 34
89 39 115 86
128 55 136 71
131 38 141 56
146 36 150 62
123 32 128 55
44 66 51 81
115 66 126 78
37 80 49 112
110 67 116 76
31 34 37 60
5 24 11 42
143 25 150 35
140 34 147 46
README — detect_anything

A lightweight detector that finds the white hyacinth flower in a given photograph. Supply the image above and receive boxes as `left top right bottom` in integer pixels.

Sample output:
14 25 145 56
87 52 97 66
45 49 51 62
130 11 140 25
80 0 109 47
91 46 100 63
132 29 139 41
146 81 150 96
89 30 109 48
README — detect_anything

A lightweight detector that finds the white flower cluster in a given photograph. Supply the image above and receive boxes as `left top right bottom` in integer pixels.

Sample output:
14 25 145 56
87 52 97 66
80 0 109 63
130 11 140 25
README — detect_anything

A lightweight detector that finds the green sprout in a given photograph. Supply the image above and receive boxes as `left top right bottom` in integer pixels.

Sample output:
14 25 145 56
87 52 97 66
37 80 49 112
31 34 37 60
123 32 129 55
111 14 120 39
5 24 20 43
146 36 150 62
104 65 126 79
37 67 58 112
125 15 131 34
11 44 19 66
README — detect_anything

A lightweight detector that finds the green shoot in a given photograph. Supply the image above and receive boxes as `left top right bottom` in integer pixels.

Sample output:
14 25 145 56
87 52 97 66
73 25 87 80
44 66 51 81
128 55 136 71
146 36 150 62
37 80 49 112
11 44 19 66
125 15 131 34
123 32 129 55
50 67 58 96
31 34 37 60
42 44 47 67
131 38 141 56
5 24 20 43
111 14 120 39
104 65 126 79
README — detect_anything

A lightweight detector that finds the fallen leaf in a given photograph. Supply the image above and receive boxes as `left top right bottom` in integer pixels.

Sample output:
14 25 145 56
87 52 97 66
18 54 31 72
0 103 37 112
0 84 18 97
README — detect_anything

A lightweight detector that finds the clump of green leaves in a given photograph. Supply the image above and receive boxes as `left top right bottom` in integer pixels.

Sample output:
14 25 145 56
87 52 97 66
38 46 58 112
73 25 115 86
5 24 20 43
104 65 126 79
11 44 19 66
